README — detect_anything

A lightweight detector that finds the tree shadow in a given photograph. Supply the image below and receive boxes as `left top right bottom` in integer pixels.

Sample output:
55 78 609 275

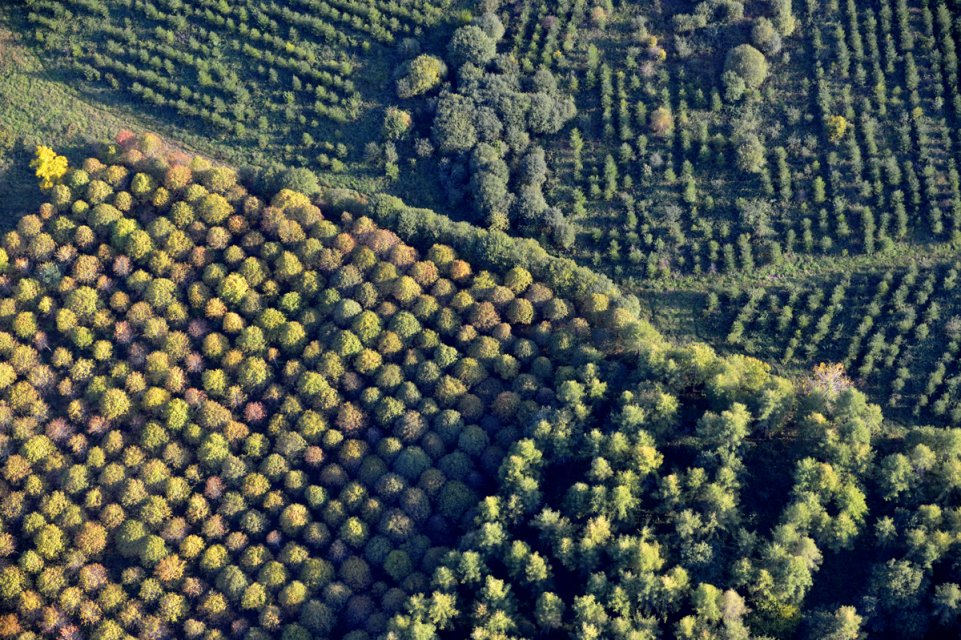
0 137 105 228
0 141 37 228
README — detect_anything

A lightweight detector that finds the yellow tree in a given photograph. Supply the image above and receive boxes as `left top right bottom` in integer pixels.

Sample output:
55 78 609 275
30 146 68 189
826 115 849 143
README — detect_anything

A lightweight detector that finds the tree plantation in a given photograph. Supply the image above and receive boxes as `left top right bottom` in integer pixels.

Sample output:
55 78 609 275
14 0 961 418
0 130 955 639
0 135 646 638
3 0 961 638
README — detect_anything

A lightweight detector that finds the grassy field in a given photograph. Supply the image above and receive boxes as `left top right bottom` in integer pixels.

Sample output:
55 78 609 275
0 4 405 220
0 22 136 220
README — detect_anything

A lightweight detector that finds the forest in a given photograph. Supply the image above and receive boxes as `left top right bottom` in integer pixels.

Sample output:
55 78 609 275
1 0 961 638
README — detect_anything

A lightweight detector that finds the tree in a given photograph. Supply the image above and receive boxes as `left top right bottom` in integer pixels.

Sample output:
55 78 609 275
752 17 783 55
383 107 413 141
650 107 674 137
872 559 925 610
397 55 447 99
474 12 505 41
470 144 512 224
31 145 68 189
933 584 961 626
197 193 233 224
219 273 249 305
813 176 827 204
827 115 849 143
202 167 237 193
199 432 231 469
697 403 751 457
590 5 609 28
527 93 576 135
100 388 131 420
806 606 863 640
242 583 268 610
725 45 769 93
570 128 584 179
277 168 321 195
0 566 24 600
34 523 65 560
772 0 797 36
281 504 310 534
384 550 413 581
735 133 766 174
432 94 478 153
448 25 497 68
603 154 618 200
535 592 565 629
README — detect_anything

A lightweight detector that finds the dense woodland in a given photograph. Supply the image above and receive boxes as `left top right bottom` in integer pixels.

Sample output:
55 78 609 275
2 0 961 638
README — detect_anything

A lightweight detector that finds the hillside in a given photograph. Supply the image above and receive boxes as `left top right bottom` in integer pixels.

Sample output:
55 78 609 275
6 0 961 428
0 132 955 639
1 0 961 637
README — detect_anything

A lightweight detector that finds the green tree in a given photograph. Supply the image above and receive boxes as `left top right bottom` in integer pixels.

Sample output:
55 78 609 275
34 523 65 560
242 583 268 610
752 17 783 55
277 168 321 195
198 433 231 469
397 55 447 99
219 273 249 305
100 388 131 420
771 0 797 35
197 193 233 224
383 107 413 141
432 94 478 154
735 133 766 174
448 25 497 68
806 606 863 640
725 45 769 94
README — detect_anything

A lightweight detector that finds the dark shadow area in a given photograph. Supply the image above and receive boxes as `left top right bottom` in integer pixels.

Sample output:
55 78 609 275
0 141 38 228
